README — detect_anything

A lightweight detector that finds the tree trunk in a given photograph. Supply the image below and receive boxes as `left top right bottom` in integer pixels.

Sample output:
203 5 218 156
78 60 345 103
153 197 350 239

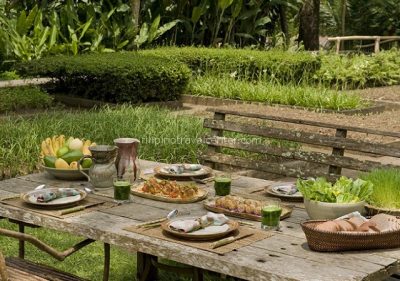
340 0 346 35
298 0 320 50
130 0 141 30
278 5 290 48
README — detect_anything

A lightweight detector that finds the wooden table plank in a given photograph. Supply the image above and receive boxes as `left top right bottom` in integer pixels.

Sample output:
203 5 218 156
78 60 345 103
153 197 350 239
252 233 398 274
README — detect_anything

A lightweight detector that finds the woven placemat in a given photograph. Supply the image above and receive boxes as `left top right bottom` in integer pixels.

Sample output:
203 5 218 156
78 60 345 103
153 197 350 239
0 195 116 219
124 224 273 255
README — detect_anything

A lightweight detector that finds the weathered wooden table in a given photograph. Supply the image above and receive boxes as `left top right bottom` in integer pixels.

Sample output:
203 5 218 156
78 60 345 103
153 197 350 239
1 160 400 281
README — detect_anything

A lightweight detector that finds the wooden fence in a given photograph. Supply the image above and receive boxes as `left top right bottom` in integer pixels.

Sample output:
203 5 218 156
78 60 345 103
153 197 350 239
327 36 400 53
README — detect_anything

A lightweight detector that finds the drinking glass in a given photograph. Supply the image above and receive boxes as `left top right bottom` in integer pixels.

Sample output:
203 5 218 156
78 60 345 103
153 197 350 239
214 174 232 196
261 198 282 230
113 176 131 203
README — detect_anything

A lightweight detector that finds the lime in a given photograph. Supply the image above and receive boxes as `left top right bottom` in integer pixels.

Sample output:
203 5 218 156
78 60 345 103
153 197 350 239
81 158 93 169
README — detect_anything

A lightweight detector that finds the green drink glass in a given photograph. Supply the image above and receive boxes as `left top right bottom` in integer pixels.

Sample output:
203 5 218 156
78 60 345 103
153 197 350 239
214 176 231 196
113 177 131 203
261 199 282 231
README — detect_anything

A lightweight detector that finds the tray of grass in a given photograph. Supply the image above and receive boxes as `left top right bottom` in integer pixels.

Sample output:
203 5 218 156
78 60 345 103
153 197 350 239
361 169 400 215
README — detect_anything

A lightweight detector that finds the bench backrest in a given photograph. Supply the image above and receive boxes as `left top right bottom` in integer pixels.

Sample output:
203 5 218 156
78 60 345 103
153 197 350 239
202 108 400 179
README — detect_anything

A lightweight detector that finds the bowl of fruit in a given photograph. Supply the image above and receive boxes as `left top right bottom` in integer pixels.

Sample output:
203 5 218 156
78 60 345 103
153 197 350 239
40 135 95 180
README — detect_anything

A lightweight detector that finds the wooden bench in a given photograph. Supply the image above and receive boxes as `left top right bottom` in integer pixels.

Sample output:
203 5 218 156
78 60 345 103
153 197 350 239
0 221 108 281
202 108 400 179
0 251 87 281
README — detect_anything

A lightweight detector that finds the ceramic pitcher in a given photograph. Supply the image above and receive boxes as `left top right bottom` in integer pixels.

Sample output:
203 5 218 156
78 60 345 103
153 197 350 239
78 145 118 188
114 138 140 182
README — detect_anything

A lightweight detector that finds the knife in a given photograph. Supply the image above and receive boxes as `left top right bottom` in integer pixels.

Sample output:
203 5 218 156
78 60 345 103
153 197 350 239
59 202 104 215
211 233 254 249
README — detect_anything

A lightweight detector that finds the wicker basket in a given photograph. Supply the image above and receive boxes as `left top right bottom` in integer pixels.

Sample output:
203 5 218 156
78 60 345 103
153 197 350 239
365 204 400 216
301 219 400 252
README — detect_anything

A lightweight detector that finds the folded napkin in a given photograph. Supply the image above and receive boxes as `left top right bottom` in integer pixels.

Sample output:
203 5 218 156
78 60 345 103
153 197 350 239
275 184 298 195
36 188 80 203
164 164 202 174
169 212 229 233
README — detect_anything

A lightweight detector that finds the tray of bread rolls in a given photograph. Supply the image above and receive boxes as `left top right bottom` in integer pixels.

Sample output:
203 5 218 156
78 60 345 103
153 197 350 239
204 195 293 221
301 214 400 252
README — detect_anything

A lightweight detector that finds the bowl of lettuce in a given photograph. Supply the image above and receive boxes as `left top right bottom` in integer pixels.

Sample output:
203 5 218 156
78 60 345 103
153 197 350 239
297 176 373 220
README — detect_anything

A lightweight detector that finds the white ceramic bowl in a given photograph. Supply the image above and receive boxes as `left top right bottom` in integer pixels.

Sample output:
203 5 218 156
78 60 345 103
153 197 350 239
304 198 366 220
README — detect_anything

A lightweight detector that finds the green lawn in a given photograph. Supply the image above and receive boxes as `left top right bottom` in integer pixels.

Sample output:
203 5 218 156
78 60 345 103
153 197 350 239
0 105 205 180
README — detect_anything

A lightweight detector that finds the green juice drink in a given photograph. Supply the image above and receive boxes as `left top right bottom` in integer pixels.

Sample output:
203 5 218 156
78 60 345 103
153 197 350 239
113 180 131 202
214 177 231 196
261 205 282 230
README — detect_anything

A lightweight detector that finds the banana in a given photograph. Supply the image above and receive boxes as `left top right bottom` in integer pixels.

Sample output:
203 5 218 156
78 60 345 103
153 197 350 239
90 142 96 147
52 135 60 154
58 135 65 148
84 139 91 147
45 138 55 156
41 140 50 156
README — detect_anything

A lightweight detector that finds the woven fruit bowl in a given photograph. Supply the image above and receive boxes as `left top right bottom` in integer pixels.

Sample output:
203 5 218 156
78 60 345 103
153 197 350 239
301 219 400 252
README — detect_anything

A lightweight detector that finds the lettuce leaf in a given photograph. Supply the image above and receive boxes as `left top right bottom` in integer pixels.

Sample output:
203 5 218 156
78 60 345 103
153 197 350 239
297 176 373 203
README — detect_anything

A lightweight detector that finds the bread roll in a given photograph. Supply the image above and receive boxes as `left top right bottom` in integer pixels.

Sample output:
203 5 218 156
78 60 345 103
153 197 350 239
315 221 340 232
335 220 355 231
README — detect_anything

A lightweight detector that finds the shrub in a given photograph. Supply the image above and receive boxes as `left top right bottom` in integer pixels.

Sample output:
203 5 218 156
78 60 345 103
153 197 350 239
0 86 53 112
188 75 366 110
17 53 191 103
315 50 400 89
0 70 20 81
141 47 321 83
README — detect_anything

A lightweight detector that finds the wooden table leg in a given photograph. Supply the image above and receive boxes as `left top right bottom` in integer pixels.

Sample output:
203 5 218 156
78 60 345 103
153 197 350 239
193 268 204 281
103 243 110 281
137 252 158 281
18 223 25 259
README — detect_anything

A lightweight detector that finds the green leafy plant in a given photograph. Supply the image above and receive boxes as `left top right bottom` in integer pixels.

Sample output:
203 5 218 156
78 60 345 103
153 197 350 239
133 15 180 49
297 176 373 203
0 5 54 61
315 50 400 89
360 169 400 209
0 70 20 80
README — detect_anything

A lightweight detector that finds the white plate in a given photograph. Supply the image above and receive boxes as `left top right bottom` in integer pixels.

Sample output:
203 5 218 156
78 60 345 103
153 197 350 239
189 224 230 235
267 182 303 199
22 188 87 207
161 217 239 241
154 165 212 178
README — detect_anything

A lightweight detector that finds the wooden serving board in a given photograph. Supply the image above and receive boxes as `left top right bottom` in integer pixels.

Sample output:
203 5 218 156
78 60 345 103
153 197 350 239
204 199 292 221
131 183 208 204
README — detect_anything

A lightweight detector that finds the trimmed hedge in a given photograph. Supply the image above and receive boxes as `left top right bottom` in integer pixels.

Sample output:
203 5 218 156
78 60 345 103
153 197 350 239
0 86 53 112
17 53 191 103
141 47 321 83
